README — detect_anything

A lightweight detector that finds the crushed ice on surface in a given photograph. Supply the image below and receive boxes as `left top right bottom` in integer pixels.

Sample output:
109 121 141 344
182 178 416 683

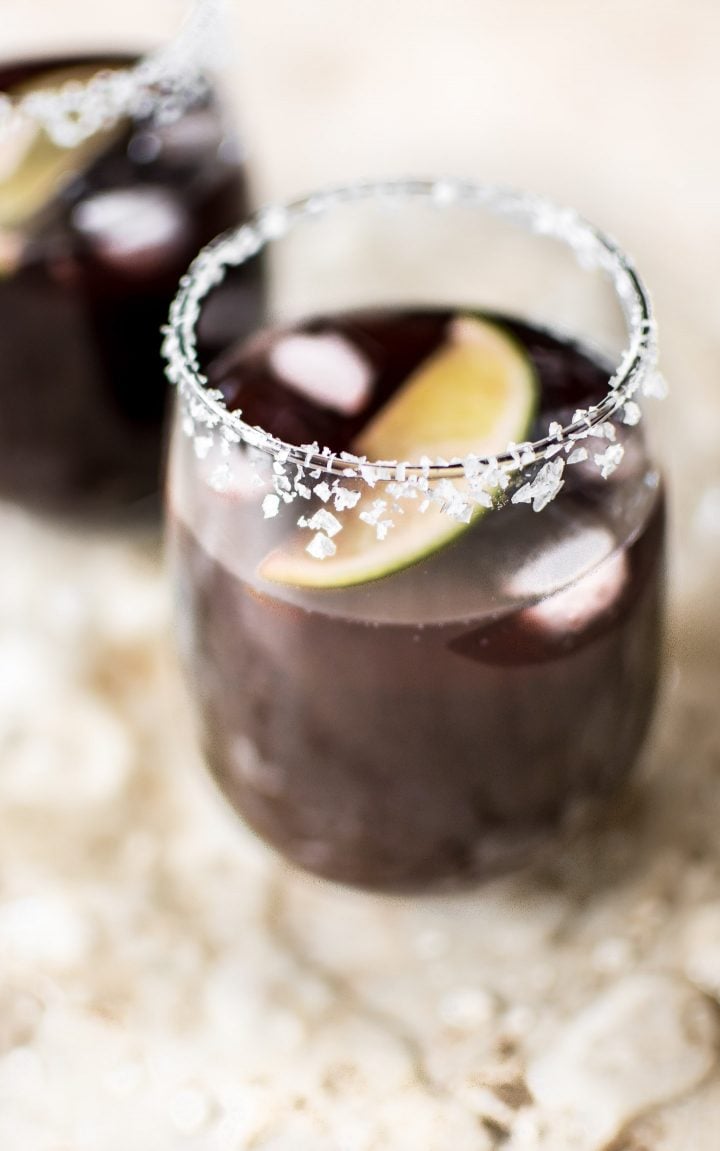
360 499 388 526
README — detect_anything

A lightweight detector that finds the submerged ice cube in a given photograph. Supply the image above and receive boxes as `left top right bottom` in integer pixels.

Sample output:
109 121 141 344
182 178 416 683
522 549 628 634
506 522 629 634
270 332 372 416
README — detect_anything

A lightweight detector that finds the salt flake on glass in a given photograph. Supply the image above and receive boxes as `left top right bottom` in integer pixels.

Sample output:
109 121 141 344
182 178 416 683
594 443 625 478
306 532 337 560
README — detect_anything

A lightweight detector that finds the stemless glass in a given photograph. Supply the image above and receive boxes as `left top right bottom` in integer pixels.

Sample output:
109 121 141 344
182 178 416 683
164 179 666 892
0 0 262 517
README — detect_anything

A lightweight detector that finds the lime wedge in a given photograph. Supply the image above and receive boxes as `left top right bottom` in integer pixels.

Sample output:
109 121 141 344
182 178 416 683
0 64 124 274
259 315 538 588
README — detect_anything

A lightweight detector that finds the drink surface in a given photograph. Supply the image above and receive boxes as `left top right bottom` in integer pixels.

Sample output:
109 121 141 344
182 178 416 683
210 308 607 455
169 307 665 890
0 55 262 516
184 309 660 624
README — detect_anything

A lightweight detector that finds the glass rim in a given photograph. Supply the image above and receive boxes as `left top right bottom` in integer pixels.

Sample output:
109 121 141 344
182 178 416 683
0 0 222 147
164 177 660 484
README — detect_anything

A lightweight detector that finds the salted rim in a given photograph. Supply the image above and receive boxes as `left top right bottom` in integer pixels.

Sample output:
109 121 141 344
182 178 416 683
163 177 660 484
0 0 222 147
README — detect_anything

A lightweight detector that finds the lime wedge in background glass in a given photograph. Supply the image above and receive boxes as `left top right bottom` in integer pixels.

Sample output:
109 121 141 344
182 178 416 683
260 315 538 588
0 64 123 273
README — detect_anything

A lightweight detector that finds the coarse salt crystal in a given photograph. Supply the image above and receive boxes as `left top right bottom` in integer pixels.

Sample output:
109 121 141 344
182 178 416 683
522 550 628 634
594 443 625 478
333 487 361 511
622 401 642 426
262 494 280 518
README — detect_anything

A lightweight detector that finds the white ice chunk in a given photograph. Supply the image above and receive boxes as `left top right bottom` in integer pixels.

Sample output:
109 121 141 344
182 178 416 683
270 332 372 415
